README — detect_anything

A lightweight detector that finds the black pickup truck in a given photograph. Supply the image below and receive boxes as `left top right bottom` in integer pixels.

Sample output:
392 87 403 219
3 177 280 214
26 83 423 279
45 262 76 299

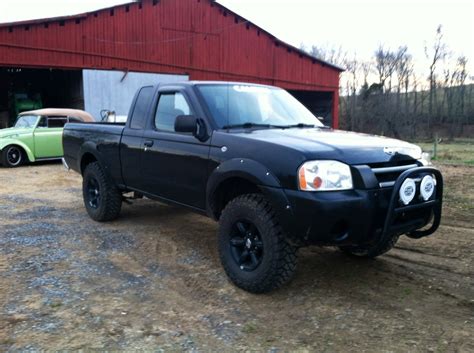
63 81 443 293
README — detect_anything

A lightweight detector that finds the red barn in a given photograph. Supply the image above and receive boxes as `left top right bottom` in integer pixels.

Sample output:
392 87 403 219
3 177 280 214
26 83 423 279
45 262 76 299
0 0 342 127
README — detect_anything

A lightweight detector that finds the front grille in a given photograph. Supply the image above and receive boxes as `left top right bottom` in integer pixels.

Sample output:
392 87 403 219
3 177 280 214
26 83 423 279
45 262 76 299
369 161 420 188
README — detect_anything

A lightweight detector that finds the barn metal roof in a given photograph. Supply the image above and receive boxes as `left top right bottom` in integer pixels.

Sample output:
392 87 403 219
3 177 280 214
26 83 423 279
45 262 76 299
0 0 344 72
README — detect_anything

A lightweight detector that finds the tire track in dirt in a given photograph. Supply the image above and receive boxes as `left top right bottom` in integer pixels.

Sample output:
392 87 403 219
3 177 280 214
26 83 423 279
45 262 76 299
387 250 473 276
1 162 474 351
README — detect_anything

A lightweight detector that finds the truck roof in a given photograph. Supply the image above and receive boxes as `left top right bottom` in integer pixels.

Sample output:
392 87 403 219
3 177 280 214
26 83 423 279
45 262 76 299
161 81 279 89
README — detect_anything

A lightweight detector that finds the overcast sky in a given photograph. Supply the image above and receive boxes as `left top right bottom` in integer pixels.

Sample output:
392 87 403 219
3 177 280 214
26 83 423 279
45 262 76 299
0 0 472 78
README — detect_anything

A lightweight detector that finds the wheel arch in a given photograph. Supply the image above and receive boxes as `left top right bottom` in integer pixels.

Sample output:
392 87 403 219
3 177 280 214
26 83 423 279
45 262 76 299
80 152 99 175
206 158 284 220
78 141 103 175
0 139 34 162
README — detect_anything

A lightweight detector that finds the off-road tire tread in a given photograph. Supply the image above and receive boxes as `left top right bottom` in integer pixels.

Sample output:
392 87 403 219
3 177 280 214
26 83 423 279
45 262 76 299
83 162 122 222
339 234 399 258
219 193 297 293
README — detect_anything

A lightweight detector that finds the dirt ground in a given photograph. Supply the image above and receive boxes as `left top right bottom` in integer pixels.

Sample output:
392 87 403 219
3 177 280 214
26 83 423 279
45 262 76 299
0 162 473 351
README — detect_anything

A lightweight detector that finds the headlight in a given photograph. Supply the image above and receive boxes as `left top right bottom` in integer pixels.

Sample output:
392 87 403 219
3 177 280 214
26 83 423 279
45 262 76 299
298 160 353 191
420 152 432 166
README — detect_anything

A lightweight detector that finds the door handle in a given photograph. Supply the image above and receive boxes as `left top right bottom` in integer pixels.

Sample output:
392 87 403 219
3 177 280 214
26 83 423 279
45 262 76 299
144 140 154 148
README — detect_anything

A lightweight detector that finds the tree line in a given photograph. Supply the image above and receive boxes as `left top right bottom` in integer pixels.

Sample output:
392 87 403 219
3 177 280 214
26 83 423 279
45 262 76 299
301 25 473 139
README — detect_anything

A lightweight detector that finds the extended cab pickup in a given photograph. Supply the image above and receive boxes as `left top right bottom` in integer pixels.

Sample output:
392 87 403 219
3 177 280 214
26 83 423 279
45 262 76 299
63 81 443 293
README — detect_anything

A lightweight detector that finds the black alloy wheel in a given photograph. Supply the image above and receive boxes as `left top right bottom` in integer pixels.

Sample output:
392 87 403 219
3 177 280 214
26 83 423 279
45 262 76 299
218 194 298 293
86 177 101 209
229 220 264 272
82 162 122 222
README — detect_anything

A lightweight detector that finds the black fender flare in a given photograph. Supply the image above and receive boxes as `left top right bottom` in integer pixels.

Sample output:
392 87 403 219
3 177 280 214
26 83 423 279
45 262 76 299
78 141 106 174
206 158 293 222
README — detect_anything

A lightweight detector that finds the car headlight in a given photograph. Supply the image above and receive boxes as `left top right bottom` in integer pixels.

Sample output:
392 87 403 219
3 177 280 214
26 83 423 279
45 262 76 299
420 152 432 166
298 160 353 191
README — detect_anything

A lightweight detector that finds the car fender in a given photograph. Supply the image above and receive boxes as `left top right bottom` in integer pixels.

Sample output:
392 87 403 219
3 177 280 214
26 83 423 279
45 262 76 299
206 158 294 226
0 138 35 162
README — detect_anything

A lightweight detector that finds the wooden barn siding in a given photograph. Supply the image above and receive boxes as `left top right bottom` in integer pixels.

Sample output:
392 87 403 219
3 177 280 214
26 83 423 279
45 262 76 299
0 0 340 123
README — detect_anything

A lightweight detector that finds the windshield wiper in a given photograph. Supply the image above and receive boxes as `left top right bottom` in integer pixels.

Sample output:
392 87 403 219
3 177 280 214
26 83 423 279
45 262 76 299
222 122 277 129
280 123 332 129
278 123 315 129
222 122 328 130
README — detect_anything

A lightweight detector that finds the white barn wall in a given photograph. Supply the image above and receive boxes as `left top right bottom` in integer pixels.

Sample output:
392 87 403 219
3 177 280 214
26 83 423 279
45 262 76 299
83 69 188 120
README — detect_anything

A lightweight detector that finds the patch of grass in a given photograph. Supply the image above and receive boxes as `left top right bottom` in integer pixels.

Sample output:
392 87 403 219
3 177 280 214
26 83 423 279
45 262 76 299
415 138 474 166
49 301 63 308
438 164 474 225
242 322 257 334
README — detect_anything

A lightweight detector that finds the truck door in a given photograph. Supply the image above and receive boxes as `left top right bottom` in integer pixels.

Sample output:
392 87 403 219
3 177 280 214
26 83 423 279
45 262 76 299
33 117 66 158
140 89 210 210
120 86 154 189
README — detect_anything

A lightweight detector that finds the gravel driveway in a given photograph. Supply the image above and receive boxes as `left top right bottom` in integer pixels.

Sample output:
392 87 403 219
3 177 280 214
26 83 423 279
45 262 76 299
0 162 473 351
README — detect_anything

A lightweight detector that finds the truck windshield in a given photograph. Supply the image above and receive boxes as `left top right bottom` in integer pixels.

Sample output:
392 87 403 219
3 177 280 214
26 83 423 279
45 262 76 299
14 115 39 128
196 84 324 129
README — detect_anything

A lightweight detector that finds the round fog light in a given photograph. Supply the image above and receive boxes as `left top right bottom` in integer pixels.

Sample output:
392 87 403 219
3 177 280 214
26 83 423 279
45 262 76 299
420 175 435 201
399 178 416 205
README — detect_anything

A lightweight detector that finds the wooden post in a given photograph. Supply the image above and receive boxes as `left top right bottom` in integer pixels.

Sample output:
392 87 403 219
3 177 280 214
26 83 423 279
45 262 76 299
433 133 438 160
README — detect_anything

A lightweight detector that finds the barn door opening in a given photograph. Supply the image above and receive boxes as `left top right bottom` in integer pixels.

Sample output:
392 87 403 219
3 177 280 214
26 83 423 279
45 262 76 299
0 67 83 127
289 90 334 127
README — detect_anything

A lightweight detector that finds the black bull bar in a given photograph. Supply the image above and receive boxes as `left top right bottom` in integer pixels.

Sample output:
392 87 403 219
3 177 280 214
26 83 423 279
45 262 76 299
382 166 443 240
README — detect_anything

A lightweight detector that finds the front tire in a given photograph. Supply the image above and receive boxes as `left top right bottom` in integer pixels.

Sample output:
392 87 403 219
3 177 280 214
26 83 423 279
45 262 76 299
1 145 24 168
339 234 399 258
82 162 122 222
218 194 297 293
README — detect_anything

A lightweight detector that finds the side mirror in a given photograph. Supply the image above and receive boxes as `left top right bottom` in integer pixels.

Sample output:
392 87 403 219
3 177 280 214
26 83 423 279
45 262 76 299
175 115 198 134
175 115 208 141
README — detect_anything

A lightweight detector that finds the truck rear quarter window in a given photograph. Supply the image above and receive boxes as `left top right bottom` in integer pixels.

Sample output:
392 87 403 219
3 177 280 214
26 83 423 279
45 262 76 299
154 92 191 132
129 86 153 130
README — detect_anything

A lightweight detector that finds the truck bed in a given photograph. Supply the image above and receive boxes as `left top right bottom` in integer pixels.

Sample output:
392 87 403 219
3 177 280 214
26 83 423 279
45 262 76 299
63 122 125 179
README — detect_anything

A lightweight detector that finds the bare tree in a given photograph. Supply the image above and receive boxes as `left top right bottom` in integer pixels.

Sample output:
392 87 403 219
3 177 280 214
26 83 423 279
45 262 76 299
425 25 448 124
394 46 412 115
300 44 348 68
303 26 471 139
453 56 468 117
374 45 397 93
343 56 360 130
360 61 372 87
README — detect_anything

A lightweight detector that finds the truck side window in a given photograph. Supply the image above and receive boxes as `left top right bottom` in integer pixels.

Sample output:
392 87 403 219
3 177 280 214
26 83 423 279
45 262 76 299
129 86 153 130
155 92 191 132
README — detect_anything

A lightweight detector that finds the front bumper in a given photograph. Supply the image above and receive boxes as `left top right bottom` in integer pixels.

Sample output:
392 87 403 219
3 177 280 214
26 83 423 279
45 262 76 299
263 166 443 246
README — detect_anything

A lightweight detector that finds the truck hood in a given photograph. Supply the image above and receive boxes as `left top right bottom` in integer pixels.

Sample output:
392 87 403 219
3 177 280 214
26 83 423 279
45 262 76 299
229 128 422 165
0 127 34 139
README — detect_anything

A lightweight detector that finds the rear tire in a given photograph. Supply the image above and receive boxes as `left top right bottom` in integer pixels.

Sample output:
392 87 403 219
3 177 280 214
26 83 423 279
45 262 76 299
82 162 122 222
218 193 297 293
1 145 24 168
339 234 399 258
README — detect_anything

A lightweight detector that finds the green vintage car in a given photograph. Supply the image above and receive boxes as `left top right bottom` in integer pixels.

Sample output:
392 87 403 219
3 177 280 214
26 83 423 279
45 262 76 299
0 108 94 167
